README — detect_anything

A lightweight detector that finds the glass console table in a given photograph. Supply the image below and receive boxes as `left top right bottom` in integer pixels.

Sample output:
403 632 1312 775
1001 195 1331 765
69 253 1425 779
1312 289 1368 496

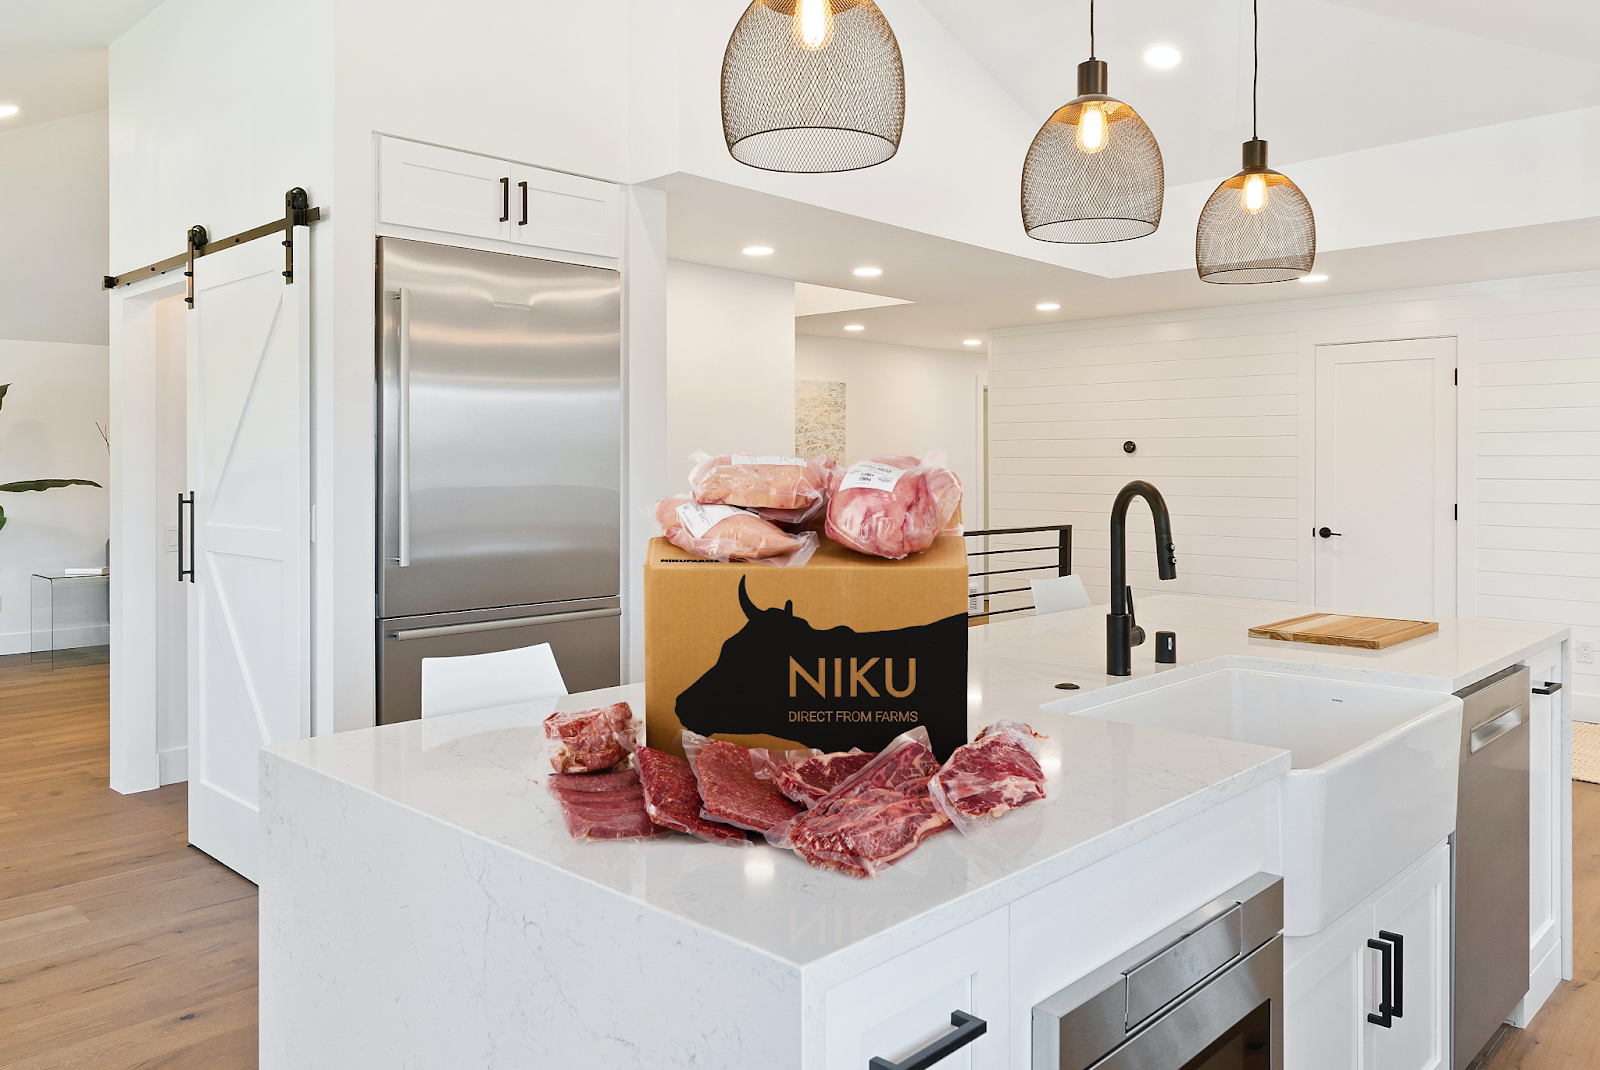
30 573 110 668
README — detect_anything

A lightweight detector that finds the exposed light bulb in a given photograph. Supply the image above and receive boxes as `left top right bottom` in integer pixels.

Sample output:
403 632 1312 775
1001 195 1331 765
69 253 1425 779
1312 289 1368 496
0 105 18 119
1076 102 1108 154
1241 173 1268 214
794 0 834 51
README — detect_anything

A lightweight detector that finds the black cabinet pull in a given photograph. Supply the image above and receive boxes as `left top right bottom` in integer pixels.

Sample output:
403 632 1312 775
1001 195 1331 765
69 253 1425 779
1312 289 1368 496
1532 681 1562 695
868 1010 987 1070
1379 930 1404 1018
500 176 510 222
177 491 196 583
518 180 529 226
1367 938 1394 1028
1318 527 1342 539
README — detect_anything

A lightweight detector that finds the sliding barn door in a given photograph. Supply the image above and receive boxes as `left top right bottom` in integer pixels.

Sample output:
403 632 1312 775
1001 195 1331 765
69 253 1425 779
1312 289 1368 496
186 230 311 882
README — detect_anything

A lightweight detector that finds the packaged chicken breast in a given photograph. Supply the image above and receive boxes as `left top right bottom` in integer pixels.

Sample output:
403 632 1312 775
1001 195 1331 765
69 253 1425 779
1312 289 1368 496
655 496 819 568
687 452 838 527
826 453 963 560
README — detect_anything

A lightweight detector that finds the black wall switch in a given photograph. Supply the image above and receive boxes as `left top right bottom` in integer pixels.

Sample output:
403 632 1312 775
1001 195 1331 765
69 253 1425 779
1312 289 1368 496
1155 631 1176 663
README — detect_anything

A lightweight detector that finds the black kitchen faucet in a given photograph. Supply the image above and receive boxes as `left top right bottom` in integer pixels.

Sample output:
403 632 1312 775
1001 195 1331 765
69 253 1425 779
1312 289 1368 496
1107 480 1178 676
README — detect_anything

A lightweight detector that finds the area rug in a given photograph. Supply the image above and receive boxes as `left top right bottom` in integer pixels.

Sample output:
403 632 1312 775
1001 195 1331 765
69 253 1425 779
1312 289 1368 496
1574 722 1600 785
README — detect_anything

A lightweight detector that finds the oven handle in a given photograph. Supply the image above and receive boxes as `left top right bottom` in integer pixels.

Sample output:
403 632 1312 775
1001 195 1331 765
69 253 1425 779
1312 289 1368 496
389 607 620 641
869 1011 986 1070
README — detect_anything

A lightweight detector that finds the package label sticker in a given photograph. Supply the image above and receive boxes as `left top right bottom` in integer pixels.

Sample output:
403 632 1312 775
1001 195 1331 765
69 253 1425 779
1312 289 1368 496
730 454 808 467
676 502 745 539
839 460 908 493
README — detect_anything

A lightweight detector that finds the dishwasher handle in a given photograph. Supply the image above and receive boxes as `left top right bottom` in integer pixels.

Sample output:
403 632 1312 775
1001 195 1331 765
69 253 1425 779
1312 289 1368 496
869 1011 987 1070
1469 704 1524 753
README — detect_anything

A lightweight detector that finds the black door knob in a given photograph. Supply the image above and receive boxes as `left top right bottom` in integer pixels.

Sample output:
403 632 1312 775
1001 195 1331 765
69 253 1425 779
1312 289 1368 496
1318 527 1342 539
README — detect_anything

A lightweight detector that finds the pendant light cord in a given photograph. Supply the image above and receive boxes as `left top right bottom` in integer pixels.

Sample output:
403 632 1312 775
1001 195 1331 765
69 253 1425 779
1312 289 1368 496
1089 0 1096 59
1252 0 1259 139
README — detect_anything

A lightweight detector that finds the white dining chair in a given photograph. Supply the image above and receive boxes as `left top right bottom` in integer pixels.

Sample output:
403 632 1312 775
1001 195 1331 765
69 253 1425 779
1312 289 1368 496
1030 574 1092 616
420 642 568 718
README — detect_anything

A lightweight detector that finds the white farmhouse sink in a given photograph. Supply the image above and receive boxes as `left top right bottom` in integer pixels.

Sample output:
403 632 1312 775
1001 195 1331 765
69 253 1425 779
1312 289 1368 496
1045 666 1463 935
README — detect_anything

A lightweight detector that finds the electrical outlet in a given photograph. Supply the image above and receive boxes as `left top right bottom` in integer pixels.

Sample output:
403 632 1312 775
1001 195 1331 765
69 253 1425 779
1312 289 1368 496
1578 641 1596 666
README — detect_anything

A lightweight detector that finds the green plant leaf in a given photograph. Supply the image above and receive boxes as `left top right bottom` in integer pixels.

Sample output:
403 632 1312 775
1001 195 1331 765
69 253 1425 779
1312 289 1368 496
0 383 8 412
0 503 6 531
0 478 102 492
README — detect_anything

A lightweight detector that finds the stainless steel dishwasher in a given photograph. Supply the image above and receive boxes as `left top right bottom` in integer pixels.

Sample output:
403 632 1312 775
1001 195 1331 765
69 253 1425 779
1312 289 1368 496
1452 664 1530 1070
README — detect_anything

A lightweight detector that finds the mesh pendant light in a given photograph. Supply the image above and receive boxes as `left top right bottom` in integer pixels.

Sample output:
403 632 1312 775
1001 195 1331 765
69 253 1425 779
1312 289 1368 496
721 0 905 174
1196 0 1315 283
1021 1 1164 243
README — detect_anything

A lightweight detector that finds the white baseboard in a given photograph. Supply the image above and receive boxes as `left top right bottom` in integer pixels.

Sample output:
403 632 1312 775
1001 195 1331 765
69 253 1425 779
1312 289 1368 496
158 746 188 785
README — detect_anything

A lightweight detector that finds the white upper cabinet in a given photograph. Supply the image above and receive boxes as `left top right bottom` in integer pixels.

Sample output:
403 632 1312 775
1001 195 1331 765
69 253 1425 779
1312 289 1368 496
377 138 621 258
509 163 622 258
378 139 512 241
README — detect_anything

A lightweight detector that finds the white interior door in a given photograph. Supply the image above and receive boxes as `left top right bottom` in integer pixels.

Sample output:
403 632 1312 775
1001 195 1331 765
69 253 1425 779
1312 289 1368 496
186 230 311 882
1315 339 1457 619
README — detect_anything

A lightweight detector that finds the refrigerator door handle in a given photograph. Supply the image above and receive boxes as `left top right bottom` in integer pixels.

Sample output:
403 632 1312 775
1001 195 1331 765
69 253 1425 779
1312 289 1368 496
389 606 621 641
397 287 412 567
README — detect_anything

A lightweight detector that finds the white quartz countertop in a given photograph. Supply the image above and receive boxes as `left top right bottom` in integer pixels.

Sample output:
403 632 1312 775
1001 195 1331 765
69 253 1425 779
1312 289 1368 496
266 593 1562 977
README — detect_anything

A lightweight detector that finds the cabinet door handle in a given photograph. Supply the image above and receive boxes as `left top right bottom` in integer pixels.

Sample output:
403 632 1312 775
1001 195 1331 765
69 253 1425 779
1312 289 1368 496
177 491 195 582
1367 938 1394 1028
868 1010 987 1070
1532 681 1562 695
500 176 510 222
518 180 528 225
1378 930 1404 1018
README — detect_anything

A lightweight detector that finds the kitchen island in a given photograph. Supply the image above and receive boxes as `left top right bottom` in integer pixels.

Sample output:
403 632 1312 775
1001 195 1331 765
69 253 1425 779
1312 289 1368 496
259 594 1569 1069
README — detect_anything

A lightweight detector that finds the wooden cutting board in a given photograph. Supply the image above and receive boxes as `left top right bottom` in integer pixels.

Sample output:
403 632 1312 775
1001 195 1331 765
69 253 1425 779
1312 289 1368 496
1248 613 1439 649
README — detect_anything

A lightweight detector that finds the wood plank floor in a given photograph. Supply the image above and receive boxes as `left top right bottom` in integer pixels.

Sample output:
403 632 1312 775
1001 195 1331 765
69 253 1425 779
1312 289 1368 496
3 650 1597 1068
0 653 257 1070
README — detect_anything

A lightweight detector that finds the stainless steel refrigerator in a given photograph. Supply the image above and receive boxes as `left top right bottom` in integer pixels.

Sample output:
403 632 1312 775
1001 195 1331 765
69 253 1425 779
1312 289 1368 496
376 237 621 724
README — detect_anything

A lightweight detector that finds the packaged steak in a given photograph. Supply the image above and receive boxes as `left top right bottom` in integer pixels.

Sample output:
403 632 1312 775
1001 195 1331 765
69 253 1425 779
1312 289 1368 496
655 496 819 568
543 702 642 775
687 452 837 526
547 769 672 841
928 721 1049 834
750 745 878 808
636 745 749 846
680 730 803 833
825 453 962 560
764 726 943 862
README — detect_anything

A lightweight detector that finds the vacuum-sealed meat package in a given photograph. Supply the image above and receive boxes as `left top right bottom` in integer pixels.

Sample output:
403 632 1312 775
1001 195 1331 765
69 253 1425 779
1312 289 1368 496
928 721 1048 833
751 746 878 807
655 497 819 567
547 768 671 841
636 745 749 846
688 452 837 525
680 731 804 833
826 453 962 559
543 701 641 775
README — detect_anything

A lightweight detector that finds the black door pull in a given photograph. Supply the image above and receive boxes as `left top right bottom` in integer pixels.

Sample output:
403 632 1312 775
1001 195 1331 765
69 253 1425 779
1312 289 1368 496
1379 930 1404 1018
518 180 529 226
869 1011 987 1070
177 492 196 583
1318 527 1342 539
500 176 510 222
1367 938 1394 1028
1532 681 1562 695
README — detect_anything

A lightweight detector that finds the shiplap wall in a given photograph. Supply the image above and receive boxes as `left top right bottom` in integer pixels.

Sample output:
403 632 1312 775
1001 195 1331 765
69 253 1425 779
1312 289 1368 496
988 271 1600 711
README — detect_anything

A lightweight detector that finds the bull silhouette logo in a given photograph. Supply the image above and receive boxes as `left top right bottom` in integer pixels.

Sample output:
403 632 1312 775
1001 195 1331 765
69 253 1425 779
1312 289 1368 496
675 578 968 757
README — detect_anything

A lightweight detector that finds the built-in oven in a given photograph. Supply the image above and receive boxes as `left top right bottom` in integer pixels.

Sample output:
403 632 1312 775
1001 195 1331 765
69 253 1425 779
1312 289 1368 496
1034 873 1284 1070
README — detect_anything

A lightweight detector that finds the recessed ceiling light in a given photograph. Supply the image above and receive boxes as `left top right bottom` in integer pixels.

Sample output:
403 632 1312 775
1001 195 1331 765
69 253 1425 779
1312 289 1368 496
742 246 774 256
844 324 865 331
963 339 982 346
1036 302 1060 311
853 266 883 277
1143 45 1182 69
1299 274 1329 283
0 105 19 118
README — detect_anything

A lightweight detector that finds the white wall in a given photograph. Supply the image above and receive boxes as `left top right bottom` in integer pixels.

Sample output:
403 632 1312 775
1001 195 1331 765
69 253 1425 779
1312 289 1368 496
794 335 986 512
0 110 110 346
666 261 796 477
989 271 1600 713
0 340 111 655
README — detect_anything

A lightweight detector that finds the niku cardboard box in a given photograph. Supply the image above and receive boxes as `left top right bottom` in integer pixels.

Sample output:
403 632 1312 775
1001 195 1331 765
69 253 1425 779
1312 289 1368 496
644 535 970 760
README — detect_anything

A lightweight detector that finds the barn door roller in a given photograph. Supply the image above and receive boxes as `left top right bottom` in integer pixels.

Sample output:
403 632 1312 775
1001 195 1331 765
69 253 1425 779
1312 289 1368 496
103 186 322 304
